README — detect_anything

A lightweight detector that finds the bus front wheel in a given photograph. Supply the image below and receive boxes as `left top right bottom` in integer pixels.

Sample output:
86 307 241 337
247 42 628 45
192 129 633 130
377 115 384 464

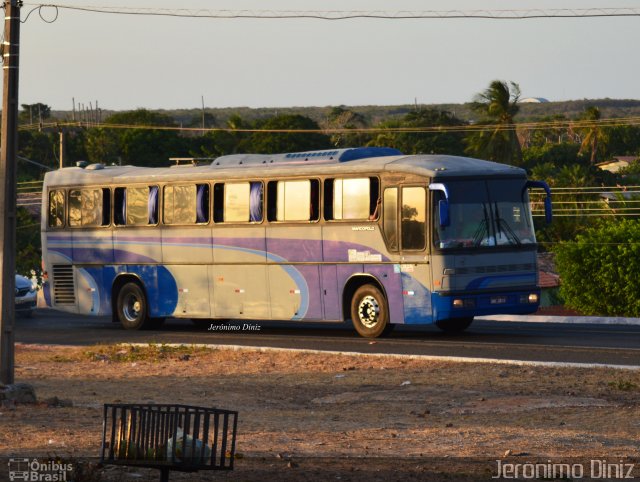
350 285 390 338
435 317 474 333
116 282 151 330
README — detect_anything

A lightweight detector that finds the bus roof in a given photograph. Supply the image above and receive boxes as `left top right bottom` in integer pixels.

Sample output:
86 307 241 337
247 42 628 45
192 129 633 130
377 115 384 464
43 148 527 187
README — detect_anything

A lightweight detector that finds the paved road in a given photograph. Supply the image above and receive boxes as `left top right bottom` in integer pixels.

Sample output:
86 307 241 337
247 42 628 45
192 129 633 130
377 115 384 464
14 309 640 367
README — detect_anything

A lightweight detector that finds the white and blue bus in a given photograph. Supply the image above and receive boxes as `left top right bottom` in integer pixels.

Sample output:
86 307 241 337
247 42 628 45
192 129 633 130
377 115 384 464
41 147 551 337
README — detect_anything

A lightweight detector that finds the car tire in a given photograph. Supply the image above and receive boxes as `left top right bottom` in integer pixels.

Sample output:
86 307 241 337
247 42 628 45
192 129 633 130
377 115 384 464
350 284 391 338
116 282 152 330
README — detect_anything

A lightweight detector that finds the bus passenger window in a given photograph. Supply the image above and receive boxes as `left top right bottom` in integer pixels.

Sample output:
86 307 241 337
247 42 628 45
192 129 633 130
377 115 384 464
48 190 65 228
68 188 104 227
269 180 315 222
196 184 210 223
401 187 426 250
213 182 262 223
164 185 198 225
113 186 157 226
383 188 398 250
329 177 379 220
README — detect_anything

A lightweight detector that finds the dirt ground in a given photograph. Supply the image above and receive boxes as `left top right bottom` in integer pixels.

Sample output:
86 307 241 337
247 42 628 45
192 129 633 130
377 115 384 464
1 343 639 481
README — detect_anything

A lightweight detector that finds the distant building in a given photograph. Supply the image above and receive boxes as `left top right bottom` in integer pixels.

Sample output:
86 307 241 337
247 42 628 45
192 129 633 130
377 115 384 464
520 97 550 103
596 156 637 173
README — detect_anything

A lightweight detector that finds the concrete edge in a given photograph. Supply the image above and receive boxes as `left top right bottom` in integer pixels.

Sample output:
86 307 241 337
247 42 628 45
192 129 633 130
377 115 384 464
477 315 640 325
113 342 640 371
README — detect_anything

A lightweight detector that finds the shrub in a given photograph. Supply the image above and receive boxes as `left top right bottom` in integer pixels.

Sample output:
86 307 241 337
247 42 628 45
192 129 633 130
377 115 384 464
553 219 640 316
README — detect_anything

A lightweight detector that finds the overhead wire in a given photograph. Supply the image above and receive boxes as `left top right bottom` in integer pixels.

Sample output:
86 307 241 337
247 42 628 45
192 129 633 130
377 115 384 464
18 5 640 21
15 115 640 135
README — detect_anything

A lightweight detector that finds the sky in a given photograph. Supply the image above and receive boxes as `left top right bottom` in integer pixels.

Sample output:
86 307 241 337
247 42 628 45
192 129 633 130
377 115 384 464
10 0 640 111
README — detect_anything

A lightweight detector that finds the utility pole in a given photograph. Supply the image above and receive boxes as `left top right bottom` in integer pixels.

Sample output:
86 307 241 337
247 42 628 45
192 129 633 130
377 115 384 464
59 130 65 169
0 0 22 385
201 95 205 133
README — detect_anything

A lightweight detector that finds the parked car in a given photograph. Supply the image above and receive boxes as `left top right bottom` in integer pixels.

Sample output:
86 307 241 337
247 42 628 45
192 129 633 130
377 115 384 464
15 274 37 317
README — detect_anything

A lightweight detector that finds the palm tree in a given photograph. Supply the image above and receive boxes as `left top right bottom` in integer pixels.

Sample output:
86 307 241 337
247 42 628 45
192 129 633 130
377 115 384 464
465 80 523 165
578 106 607 164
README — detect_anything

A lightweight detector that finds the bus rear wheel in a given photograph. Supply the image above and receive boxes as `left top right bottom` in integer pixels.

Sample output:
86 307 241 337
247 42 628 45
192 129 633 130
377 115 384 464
116 282 152 330
435 317 474 333
350 285 391 338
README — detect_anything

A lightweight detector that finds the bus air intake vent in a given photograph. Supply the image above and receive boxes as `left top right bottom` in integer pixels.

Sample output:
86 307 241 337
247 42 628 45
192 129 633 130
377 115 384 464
52 265 76 305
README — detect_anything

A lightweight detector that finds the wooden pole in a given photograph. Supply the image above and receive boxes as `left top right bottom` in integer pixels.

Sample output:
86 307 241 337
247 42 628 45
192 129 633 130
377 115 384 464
0 0 21 385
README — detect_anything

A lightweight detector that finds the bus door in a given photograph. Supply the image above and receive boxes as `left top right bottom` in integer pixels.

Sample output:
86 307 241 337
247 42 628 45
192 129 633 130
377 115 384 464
398 185 432 324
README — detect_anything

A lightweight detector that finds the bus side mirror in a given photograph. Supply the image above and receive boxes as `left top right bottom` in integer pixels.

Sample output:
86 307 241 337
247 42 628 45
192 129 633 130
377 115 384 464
544 197 552 224
439 200 450 227
429 183 451 227
525 180 552 224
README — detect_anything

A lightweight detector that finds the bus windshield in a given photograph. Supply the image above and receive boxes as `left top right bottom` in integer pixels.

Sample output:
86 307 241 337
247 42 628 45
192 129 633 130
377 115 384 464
434 179 536 249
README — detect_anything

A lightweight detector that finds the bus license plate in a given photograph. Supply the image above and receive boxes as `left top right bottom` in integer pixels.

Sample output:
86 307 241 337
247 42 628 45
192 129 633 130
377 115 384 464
490 296 507 305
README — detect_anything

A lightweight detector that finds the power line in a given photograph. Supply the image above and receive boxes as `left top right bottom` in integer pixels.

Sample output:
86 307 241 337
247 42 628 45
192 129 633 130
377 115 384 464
16 115 640 135
19 5 640 21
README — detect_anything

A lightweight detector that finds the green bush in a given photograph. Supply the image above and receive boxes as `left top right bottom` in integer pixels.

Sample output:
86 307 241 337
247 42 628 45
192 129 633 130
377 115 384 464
553 219 640 317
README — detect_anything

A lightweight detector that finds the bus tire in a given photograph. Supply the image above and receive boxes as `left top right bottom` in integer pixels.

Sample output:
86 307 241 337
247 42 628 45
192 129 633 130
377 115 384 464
435 317 474 333
350 284 390 338
116 282 152 330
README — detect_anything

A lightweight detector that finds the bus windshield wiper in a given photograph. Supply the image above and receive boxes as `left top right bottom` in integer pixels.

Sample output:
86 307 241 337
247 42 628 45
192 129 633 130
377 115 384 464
473 204 491 246
494 203 521 246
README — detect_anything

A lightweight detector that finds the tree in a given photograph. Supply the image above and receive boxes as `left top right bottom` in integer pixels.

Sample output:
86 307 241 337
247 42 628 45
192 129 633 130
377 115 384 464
554 219 640 316
465 80 522 165
19 102 51 124
325 106 371 148
16 207 41 275
249 114 332 154
368 109 466 155
86 109 189 166
577 106 608 164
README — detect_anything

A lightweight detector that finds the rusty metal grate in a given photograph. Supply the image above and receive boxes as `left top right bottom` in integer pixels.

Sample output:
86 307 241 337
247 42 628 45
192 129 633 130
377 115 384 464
101 404 238 481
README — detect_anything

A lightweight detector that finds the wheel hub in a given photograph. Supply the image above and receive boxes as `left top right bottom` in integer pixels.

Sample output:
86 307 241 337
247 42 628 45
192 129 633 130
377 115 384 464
358 295 380 328
123 295 141 322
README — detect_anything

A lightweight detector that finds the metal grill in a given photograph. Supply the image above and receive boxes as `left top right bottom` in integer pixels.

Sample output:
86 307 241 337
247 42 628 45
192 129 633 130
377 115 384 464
101 404 238 481
455 263 536 275
52 264 75 305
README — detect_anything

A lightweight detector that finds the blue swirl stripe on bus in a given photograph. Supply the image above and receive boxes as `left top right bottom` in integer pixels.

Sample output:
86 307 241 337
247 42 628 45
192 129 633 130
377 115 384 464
401 273 433 324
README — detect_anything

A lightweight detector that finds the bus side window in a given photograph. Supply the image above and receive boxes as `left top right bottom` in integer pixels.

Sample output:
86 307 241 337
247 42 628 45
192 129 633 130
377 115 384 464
69 188 105 227
113 186 157 226
401 186 426 251
383 187 398 250
268 179 316 222
249 182 263 222
48 190 65 228
164 184 201 225
114 188 126 226
213 182 257 224
102 189 111 226
328 177 379 221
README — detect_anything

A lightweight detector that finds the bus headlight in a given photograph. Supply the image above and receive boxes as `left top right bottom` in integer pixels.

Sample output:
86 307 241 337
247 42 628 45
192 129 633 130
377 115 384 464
453 298 475 309
520 293 539 304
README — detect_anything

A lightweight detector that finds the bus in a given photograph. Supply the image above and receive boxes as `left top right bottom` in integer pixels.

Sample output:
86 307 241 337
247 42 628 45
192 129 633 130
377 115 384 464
41 147 552 338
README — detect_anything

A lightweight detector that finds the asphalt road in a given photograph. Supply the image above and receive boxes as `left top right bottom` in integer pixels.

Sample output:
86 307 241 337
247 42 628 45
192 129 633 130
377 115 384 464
13 309 640 367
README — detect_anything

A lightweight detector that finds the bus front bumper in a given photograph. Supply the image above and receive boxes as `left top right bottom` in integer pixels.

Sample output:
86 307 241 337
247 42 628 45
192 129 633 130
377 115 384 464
431 289 541 321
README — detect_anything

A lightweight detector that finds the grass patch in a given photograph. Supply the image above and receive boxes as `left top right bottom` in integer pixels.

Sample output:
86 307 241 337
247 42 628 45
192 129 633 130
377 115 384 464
84 343 213 363
608 379 638 391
